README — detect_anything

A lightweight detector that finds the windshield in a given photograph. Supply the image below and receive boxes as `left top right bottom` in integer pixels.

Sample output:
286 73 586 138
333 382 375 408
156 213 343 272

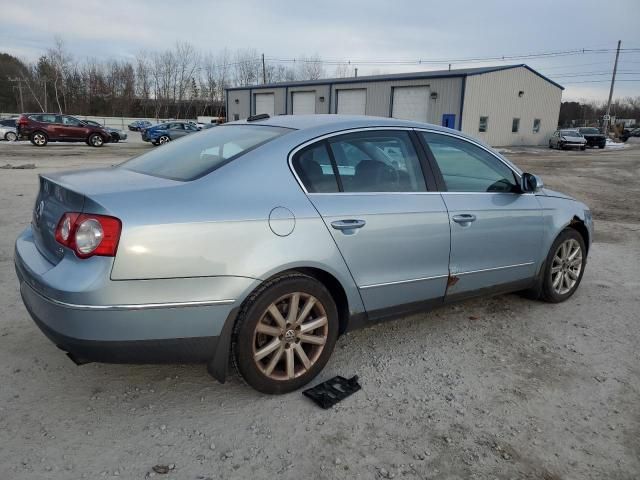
121 124 291 181
561 130 582 137
579 128 600 134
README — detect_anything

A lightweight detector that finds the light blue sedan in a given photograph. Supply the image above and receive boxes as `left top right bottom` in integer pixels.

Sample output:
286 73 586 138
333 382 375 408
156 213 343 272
14 115 592 394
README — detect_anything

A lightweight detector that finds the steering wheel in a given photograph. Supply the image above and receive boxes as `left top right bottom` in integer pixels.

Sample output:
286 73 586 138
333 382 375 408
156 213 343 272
376 163 399 188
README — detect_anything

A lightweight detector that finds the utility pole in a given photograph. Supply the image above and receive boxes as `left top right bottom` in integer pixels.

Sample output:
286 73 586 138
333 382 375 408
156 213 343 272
9 77 25 112
354 67 358 78
603 40 621 134
261 53 266 84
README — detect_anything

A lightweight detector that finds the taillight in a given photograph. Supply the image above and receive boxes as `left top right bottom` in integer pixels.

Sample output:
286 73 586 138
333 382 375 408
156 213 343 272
55 213 121 258
17 115 28 127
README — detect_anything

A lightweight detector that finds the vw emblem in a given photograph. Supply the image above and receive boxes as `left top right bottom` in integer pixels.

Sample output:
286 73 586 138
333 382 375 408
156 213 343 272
284 330 296 343
35 200 44 221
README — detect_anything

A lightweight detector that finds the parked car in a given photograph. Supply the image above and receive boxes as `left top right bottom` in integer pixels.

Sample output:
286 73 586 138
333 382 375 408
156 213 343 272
14 115 593 394
577 127 606 148
549 129 587 150
0 118 18 141
621 128 640 142
128 120 152 131
16 114 111 147
83 120 128 143
141 121 199 145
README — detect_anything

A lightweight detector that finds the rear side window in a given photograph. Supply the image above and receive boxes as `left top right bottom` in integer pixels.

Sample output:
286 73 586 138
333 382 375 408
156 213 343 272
122 125 290 181
292 143 339 193
292 130 427 193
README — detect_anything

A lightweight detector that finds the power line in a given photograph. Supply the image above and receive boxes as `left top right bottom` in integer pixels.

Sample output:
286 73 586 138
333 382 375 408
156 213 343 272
562 79 640 84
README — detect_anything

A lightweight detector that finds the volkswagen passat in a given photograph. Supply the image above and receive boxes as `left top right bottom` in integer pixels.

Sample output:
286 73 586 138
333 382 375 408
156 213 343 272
15 115 593 394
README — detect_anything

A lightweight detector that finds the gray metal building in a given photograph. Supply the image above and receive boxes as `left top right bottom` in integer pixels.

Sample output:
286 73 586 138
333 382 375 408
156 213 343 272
226 64 563 146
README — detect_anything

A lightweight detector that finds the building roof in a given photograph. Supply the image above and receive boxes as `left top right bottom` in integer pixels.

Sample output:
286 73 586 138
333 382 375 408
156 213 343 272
226 64 564 91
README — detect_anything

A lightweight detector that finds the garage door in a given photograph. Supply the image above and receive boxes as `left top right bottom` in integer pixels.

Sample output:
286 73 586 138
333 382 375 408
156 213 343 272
292 91 316 115
337 89 366 115
392 86 429 122
254 93 275 116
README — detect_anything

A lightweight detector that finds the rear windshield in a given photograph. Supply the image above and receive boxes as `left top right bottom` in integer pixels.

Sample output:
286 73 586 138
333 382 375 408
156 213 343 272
579 128 600 134
561 130 582 136
121 125 291 181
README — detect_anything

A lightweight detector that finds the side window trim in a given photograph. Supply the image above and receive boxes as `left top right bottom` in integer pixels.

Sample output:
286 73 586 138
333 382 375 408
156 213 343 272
414 128 522 193
288 127 437 195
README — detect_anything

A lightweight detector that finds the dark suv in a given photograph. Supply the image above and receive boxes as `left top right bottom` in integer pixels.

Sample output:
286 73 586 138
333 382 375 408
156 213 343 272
16 114 111 147
577 127 606 149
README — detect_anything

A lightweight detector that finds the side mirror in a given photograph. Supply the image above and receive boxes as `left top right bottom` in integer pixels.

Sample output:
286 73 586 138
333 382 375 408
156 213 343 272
521 173 544 193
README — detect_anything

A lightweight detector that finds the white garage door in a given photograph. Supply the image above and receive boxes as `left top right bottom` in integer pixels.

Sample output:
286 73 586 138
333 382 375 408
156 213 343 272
292 91 316 115
254 93 275 116
337 89 366 115
392 86 429 122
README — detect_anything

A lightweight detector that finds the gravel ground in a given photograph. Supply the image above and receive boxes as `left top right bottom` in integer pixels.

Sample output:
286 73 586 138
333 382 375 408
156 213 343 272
0 136 638 479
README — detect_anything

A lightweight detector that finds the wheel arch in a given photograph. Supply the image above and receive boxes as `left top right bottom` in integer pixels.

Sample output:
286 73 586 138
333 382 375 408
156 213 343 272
568 215 590 255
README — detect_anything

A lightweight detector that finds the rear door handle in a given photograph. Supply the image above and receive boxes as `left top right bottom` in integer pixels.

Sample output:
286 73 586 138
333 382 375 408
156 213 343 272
331 219 366 231
452 214 477 225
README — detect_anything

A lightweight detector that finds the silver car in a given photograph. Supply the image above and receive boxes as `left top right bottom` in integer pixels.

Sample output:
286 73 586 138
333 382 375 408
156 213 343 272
549 129 587 150
14 115 593 394
0 118 18 141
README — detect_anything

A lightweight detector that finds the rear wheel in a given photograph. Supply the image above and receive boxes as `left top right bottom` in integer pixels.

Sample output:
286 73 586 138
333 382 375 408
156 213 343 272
5 131 17 142
580 146 586 151
233 273 339 394
30 131 48 146
111 134 120 143
540 229 586 303
88 133 104 147
158 135 170 145
598 145 605 149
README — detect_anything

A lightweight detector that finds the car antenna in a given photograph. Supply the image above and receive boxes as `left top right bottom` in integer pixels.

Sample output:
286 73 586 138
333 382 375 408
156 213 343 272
246 113 270 122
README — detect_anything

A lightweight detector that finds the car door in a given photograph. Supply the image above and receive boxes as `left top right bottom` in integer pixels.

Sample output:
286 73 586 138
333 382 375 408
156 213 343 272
418 131 543 299
291 128 451 317
168 123 186 139
61 115 89 140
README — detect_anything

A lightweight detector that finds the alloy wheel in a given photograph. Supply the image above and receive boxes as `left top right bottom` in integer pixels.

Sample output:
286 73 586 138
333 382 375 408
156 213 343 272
91 135 103 146
252 292 328 381
159 136 170 144
551 238 582 295
6 132 17 142
33 133 46 145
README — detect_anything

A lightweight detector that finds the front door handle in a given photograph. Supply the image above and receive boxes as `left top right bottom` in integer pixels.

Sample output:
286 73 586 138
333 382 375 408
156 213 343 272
452 214 477 225
331 219 366 231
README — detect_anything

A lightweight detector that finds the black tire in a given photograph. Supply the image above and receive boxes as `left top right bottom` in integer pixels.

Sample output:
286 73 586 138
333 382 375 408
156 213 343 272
598 145 605 149
540 228 587 303
580 146 586 151
88 133 104 147
30 131 48 147
548 142 553 149
232 273 339 394
111 135 119 143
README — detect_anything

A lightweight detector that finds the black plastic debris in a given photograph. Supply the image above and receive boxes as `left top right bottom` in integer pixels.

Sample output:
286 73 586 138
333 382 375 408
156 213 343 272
302 375 361 409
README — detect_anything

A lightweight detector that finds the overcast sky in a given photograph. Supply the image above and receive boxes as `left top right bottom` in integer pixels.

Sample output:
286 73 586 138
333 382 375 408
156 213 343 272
1 0 639 102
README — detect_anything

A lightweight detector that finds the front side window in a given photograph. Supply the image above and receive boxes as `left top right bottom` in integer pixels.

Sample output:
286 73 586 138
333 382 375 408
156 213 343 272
62 116 83 126
533 119 541 133
421 132 518 193
512 118 520 133
479 116 488 133
122 125 290 181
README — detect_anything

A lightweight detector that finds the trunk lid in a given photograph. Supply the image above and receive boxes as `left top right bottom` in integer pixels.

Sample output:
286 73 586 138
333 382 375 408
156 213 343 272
31 168 180 264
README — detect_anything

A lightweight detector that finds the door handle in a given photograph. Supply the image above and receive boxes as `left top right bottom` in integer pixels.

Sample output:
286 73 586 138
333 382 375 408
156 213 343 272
452 214 477 225
331 219 366 231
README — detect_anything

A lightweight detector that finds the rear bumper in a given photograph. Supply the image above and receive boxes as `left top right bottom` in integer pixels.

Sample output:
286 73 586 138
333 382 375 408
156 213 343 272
18 281 220 363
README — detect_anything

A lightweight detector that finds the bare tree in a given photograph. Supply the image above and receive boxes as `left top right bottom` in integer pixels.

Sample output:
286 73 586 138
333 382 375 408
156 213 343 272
47 37 71 113
297 54 324 80
334 62 352 78
233 48 260 87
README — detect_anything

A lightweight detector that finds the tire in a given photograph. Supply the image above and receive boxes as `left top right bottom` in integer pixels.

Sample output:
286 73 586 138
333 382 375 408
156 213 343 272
232 273 339 394
111 134 120 143
158 135 170 145
30 131 48 147
5 131 17 142
548 142 553 149
580 146 586 151
88 133 104 147
598 145 605 149
540 228 587 303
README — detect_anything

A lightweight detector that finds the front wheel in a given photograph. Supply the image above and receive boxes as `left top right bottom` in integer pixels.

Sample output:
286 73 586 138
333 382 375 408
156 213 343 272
111 135 119 143
232 274 339 394
5 131 17 142
580 146 586 151
540 229 587 303
598 145 605 149
158 135 170 145
88 133 104 147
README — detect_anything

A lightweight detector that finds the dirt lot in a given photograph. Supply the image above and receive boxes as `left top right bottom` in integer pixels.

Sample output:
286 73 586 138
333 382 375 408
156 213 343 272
0 136 638 480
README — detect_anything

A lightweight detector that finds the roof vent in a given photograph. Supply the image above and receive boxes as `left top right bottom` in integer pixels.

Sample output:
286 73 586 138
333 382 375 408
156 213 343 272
247 114 270 122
